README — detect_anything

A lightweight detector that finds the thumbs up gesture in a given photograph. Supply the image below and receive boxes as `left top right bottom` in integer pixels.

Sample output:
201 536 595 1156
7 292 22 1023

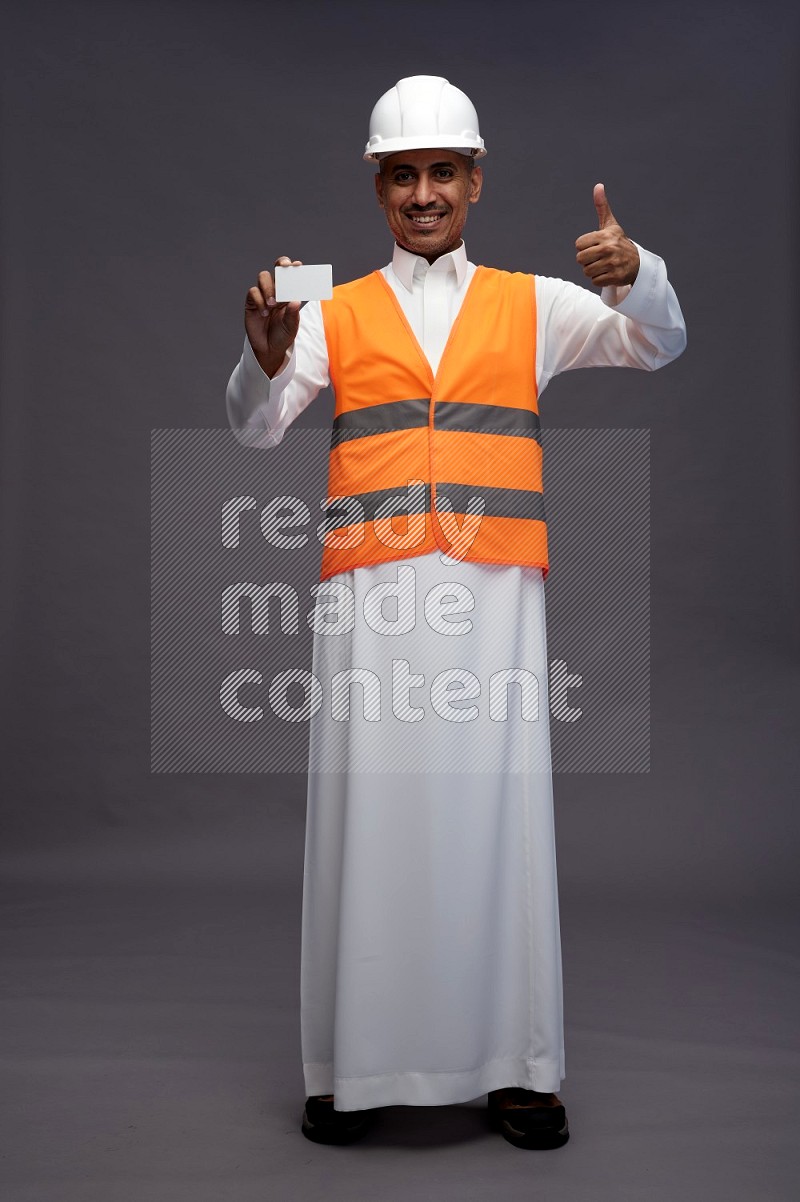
575 183 640 287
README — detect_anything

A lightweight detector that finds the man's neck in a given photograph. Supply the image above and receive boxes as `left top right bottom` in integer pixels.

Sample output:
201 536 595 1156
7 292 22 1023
391 241 468 292
395 239 464 265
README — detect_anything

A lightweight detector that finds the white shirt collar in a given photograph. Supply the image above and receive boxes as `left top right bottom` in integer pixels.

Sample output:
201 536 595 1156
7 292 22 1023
391 241 468 292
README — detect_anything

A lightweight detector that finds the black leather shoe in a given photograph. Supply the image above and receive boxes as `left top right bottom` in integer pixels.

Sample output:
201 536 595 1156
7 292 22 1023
300 1095 373 1145
487 1087 570 1150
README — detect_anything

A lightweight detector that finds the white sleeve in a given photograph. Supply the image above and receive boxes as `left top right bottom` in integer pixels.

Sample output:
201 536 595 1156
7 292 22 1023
535 243 687 393
224 301 331 448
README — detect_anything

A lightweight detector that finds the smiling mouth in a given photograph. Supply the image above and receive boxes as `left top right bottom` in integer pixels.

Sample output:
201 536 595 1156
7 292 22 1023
405 212 446 226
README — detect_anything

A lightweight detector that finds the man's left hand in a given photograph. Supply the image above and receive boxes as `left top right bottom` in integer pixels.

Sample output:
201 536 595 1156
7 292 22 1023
575 183 640 287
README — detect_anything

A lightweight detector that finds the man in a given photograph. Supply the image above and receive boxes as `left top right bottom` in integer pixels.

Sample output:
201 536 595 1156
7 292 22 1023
226 75 686 1150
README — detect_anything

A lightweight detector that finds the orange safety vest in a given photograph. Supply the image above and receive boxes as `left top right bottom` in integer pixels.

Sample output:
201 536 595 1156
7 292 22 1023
319 266 547 581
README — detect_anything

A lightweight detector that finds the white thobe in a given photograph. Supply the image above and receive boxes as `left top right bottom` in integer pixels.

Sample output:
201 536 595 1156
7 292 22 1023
226 241 686 1110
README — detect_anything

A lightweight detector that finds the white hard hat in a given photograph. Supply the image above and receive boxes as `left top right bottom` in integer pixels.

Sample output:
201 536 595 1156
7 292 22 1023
364 75 486 162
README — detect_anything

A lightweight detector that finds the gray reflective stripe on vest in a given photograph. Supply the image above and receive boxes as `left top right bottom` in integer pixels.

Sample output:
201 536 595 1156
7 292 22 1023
434 400 541 442
330 398 541 447
321 481 544 533
330 399 430 448
436 482 545 522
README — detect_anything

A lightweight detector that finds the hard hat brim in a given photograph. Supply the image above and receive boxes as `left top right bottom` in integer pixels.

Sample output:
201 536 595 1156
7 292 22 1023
364 134 487 162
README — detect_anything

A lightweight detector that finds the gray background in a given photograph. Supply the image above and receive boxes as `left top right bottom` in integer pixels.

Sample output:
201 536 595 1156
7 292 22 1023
1 0 798 1198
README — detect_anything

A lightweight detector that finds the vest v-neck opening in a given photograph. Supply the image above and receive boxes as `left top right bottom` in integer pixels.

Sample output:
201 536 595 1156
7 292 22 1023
373 266 486 389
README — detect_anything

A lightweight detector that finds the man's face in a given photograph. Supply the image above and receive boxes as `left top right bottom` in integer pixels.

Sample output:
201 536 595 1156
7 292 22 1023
374 148 483 262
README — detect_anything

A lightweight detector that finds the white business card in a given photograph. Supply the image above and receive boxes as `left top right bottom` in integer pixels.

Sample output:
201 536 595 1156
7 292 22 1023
274 264 333 302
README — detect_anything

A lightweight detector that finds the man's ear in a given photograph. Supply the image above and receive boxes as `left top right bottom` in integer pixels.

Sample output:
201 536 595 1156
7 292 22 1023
375 172 384 208
469 165 483 204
